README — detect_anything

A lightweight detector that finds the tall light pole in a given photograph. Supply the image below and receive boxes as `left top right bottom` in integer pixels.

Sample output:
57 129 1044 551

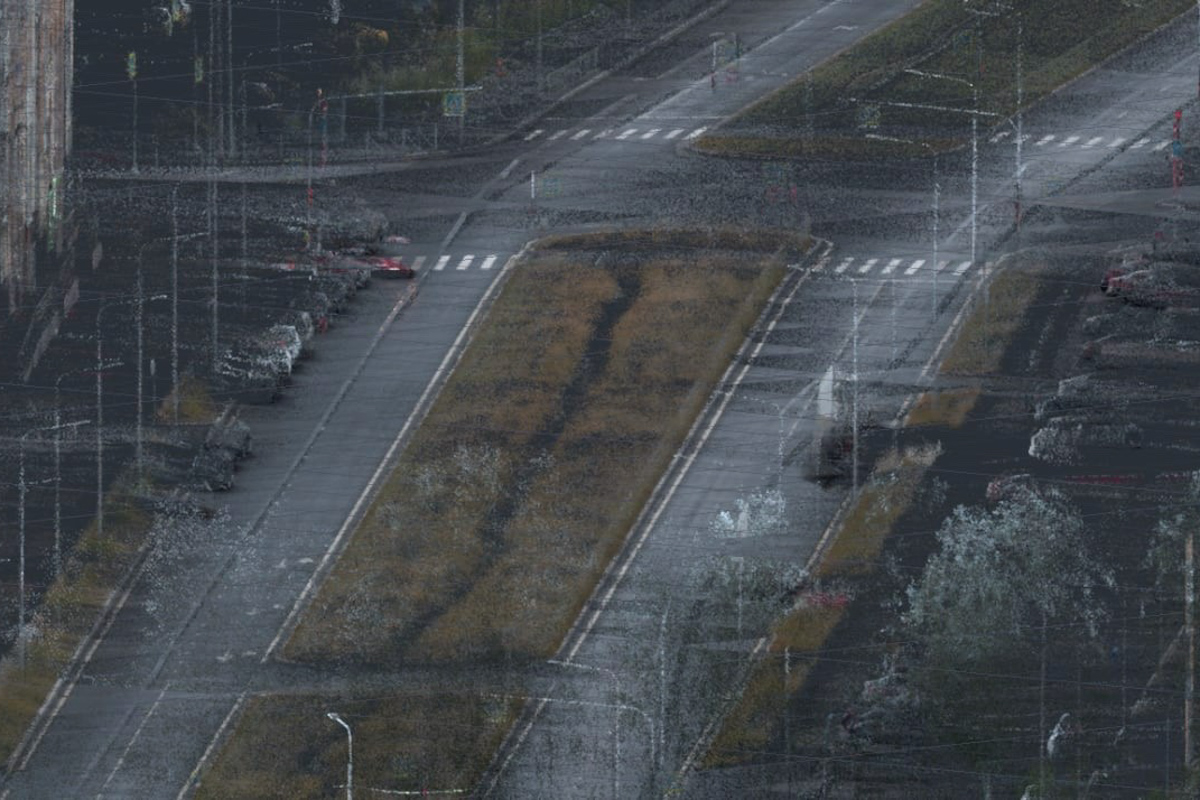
456 0 465 144
904 68 977 267
326 712 352 800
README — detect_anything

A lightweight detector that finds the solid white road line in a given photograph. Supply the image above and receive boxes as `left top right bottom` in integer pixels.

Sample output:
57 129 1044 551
1131 137 1150 149
1058 135 1080 147
1154 140 1171 151
665 128 684 139
481 255 498 271
881 257 902 275
904 258 926 276
1036 134 1055 146
641 128 661 139
548 129 568 141
833 257 853 274
456 254 475 270
616 129 637 140
433 255 451 271
857 257 878 274
954 260 972 275
524 129 544 141
411 256 426 271
176 693 247 800
499 158 520 179
685 127 707 139
571 129 591 140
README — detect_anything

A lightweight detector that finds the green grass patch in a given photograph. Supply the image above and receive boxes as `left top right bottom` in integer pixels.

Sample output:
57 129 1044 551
904 387 981 428
702 443 942 769
285 230 802 667
699 0 1194 160
0 484 153 765
939 267 1042 375
158 375 216 423
194 692 521 799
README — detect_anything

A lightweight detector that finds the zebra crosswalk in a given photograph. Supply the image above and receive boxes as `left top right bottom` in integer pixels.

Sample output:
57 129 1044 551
521 125 708 144
407 253 506 273
815 255 979 279
988 129 1165 151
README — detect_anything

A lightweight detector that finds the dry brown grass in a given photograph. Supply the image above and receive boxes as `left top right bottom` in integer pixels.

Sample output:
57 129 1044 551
194 691 520 799
157 375 216 422
939 268 1042 376
285 242 789 667
904 387 981 429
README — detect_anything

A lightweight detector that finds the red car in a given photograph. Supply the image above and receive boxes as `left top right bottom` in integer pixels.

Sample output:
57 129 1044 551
363 255 414 279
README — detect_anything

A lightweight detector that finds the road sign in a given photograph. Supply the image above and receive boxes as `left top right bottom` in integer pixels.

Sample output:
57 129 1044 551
126 51 137 80
443 90 465 118
1173 140 1184 158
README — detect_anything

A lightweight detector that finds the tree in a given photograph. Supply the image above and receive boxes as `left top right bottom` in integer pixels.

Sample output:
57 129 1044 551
904 485 1113 667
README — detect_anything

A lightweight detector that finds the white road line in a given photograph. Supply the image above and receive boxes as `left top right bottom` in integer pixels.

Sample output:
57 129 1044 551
456 254 475 271
498 157 520 179
594 128 614 138
881 257 902 275
480 254 498 270
1131 137 1150 149
524 129 544 141
616 128 637 140
833 257 853 274
433 255 451 271
685 127 707 139
571 129 591 140
665 128 685 139
1107 136 1125 148
857 257 878 274
1058 135 1081 147
990 130 1011 143
1083 136 1104 148
100 685 170 794
177 693 247 800
640 128 662 139
1153 140 1171 151
411 256 426 271
954 260 972 275
548 129 568 141
934 259 950 273
1035 134 1055 146
904 259 926 276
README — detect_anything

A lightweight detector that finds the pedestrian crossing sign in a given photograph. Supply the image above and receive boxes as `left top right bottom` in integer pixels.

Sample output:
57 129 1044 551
443 91 465 118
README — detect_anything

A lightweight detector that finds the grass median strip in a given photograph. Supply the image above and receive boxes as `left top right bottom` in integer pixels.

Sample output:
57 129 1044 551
284 229 805 667
939 265 1042 375
697 0 1194 160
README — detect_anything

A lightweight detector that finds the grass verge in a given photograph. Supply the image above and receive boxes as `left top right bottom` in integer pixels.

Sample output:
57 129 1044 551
701 442 942 768
285 230 802 667
0 483 153 766
194 692 521 799
697 0 1194 160
939 266 1042 375
904 387 981 429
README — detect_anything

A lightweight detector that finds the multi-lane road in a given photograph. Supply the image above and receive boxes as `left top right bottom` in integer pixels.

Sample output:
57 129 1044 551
5 0 1200 796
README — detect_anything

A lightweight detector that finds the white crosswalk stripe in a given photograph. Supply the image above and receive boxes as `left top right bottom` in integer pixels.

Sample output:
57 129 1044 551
1058 135 1081 147
1107 137 1125 148
616 129 637 140
815 256 985 280
685 127 707 139
953 260 972 275
480 255 498 271
548 129 568 141
935 259 950 273
594 129 614 139
524 129 544 141
858 258 878 274
990 130 1011 143
411 256 426 271
1131 137 1150 149
665 128 685 139
904 259 926 276
1083 136 1104 148
881 258 902 275
833 257 853 274
433 255 451 271
571 129 591 140
456 255 475 271
1035 134 1055 146
640 128 661 139
1153 140 1171 151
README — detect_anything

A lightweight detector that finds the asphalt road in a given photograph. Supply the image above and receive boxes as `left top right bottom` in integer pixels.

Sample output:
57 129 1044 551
7 0 1200 797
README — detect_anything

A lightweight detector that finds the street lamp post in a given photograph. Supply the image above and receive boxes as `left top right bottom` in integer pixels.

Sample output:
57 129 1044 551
326 712 352 800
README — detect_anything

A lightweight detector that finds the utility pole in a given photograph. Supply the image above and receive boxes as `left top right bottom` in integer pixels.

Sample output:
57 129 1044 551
226 0 235 158
171 186 180 424
851 278 859 494
457 0 465 144
536 0 543 97
1187 531 1195 772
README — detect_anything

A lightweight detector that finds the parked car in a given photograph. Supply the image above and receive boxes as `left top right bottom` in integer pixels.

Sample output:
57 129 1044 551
362 255 414 279
1106 265 1200 308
